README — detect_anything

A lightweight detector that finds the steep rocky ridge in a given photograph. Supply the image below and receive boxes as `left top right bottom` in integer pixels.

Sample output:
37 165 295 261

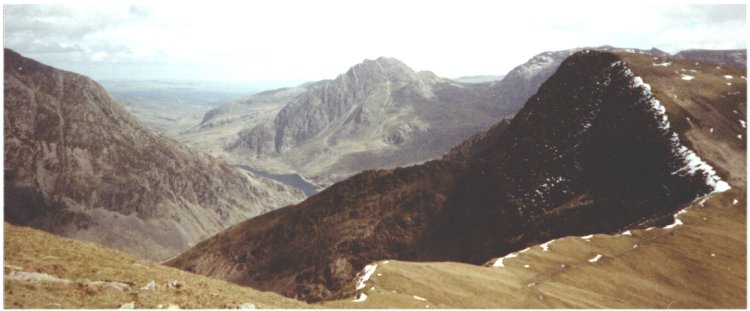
168 50 739 302
3 49 304 261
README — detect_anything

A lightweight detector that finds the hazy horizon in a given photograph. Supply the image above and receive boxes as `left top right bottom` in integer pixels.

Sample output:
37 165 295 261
4 1 746 83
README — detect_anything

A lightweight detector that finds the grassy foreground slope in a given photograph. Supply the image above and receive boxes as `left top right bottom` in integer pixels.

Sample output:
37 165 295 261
3 222 314 309
324 188 745 308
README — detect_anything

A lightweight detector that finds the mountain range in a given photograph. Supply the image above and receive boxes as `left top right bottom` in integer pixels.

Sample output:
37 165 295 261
4 46 746 309
178 46 726 190
182 57 508 187
166 50 745 302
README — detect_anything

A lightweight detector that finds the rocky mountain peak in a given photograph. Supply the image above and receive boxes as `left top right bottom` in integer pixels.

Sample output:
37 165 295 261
342 56 420 85
266 55 485 157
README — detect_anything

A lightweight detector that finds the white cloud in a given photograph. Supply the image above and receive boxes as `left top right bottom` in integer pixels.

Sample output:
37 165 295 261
3 1 746 82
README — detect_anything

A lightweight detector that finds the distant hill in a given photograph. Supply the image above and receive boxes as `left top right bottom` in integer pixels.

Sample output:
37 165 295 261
100 80 294 106
674 49 746 69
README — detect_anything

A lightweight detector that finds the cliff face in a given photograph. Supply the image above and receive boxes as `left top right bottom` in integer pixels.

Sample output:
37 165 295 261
168 50 738 302
3 49 304 261
271 57 431 153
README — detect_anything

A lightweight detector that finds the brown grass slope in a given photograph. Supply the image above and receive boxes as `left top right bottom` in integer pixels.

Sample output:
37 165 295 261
324 189 744 308
3 48 304 261
168 50 740 304
3 222 315 309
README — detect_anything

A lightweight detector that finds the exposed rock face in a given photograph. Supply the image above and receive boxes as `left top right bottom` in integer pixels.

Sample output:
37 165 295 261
271 57 433 153
185 57 506 186
168 50 742 302
3 49 304 261
196 86 311 158
674 49 747 69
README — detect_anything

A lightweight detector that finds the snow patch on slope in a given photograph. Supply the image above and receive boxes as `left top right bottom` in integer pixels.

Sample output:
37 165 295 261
355 264 377 291
540 240 555 251
353 293 367 302
680 74 695 81
664 219 683 229
492 252 518 268
588 254 603 263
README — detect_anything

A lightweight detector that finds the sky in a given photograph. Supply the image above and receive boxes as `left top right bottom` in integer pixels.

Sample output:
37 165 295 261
3 1 747 86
